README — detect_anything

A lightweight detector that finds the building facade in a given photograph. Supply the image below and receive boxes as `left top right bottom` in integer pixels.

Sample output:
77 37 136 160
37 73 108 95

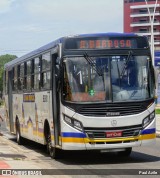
124 0 160 103
124 0 160 52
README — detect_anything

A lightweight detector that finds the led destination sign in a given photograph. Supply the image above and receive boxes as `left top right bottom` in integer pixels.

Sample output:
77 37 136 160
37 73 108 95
78 39 134 49
64 37 148 50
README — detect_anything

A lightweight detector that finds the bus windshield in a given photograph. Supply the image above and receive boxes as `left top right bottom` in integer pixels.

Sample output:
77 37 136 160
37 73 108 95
63 55 153 102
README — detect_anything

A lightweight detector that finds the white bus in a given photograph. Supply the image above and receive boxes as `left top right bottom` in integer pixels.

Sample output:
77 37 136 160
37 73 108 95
3 33 156 158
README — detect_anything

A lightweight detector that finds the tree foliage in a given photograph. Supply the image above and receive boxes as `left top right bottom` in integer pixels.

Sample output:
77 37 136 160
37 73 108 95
0 54 17 94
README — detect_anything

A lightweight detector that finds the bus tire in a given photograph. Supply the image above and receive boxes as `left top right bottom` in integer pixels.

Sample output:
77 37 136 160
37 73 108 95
50 146 61 159
117 148 132 157
46 130 61 159
16 119 23 145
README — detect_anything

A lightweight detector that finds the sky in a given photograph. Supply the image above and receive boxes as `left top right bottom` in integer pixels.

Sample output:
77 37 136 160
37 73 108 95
0 0 123 57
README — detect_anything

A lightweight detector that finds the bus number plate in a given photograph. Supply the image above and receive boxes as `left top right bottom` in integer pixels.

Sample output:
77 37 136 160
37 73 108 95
106 131 122 138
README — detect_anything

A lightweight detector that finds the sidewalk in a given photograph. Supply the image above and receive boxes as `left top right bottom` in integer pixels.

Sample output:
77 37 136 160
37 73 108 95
155 104 160 138
156 114 160 138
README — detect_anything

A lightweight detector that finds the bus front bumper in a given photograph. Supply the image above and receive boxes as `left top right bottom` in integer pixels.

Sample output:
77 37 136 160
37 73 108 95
61 131 156 150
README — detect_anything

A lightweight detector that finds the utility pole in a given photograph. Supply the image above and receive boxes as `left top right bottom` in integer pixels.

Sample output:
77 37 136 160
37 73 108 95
145 0 158 66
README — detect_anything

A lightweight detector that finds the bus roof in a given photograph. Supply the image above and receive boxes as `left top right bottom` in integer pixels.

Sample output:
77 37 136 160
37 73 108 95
4 32 138 70
75 32 137 38
4 37 64 70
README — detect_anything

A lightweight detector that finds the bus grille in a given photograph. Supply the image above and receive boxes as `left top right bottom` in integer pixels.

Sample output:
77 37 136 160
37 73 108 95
77 101 152 117
84 124 142 139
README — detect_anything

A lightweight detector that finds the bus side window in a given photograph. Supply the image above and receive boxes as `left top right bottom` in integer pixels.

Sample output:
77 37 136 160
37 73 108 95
20 63 24 90
13 66 18 92
34 57 41 90
42 52 51 89
31 59 34 90
17 65 20 91
24 62 27 90
4 70 8 94
26 61 31 91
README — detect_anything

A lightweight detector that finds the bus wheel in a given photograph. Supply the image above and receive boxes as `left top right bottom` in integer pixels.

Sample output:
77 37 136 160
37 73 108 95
16 119 23 145
117 148 132 157
46 132 61 159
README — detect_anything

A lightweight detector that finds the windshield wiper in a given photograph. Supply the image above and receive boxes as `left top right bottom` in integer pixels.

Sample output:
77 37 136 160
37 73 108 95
120 51 133 79
84 52 102 76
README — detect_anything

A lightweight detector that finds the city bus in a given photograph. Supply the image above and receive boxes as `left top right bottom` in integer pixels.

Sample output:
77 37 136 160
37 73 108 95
3 33 156 159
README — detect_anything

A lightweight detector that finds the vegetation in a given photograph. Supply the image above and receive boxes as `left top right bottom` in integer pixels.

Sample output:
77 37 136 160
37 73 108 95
0 54 17 96
155 109 160 115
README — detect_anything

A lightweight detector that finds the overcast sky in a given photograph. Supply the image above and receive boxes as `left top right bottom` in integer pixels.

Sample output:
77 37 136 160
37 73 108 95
0 0 123 57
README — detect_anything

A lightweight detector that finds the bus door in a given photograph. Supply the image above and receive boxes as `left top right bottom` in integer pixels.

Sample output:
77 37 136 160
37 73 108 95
8 69 14 133
52 49 61 146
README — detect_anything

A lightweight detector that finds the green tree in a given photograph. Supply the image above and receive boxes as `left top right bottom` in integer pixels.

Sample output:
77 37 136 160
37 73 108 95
0 54 17 96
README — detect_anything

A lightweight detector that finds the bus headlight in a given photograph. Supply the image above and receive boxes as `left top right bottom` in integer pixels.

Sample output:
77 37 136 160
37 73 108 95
64 115 84 132
142 111 155 128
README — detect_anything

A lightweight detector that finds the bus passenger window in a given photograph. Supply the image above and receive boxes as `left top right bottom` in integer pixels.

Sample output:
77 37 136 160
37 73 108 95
20 63 24 90
34 73 40 90
42 72 51 89
27 76 31 90
17 65 21 91
42 53 50 71
26 61 31 90
34 57 41 90
23 63 27 90
5 71 8 94
42 53 51 89
13 66 18 91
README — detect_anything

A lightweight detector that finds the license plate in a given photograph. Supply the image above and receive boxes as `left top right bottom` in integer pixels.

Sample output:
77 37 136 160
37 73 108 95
106 131 122 138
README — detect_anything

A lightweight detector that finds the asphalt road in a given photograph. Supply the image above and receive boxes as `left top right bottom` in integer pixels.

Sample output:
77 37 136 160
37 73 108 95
0 136 160 178
0 128 160 178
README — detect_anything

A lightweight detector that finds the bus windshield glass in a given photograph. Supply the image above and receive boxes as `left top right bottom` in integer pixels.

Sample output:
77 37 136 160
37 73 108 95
63 55 153 103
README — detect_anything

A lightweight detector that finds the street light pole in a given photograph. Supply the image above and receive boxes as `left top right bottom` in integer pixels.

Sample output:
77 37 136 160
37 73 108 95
145 0 158 66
